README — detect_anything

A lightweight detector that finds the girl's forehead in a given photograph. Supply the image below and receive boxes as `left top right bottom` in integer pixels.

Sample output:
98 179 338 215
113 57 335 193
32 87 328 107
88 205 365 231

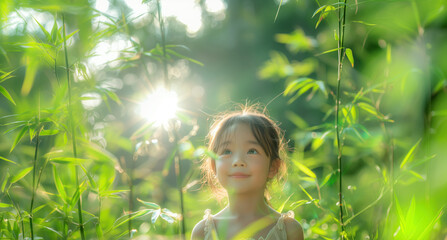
218 123 256 143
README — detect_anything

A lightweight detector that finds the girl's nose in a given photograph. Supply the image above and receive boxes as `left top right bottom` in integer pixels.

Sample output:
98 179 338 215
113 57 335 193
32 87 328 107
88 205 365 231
232 154 246 167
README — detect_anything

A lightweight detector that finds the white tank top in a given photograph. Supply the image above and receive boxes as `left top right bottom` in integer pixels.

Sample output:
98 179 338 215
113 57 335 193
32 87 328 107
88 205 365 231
202 209 295 240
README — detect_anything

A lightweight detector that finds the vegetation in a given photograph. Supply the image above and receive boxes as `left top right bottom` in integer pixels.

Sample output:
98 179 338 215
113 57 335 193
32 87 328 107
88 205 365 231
0 0 446 239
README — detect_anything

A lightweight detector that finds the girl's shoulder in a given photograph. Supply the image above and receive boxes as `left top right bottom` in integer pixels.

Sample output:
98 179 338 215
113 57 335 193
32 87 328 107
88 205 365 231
191 209 215 239
280 211 304 240
191 218 207 239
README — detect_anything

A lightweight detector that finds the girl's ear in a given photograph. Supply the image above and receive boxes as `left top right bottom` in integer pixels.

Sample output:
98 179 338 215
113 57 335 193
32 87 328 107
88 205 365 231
268 159 280 179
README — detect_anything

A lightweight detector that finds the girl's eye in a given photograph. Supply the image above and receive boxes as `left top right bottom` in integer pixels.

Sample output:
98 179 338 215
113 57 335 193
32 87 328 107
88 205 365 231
221 149 232 155
247 149 258 154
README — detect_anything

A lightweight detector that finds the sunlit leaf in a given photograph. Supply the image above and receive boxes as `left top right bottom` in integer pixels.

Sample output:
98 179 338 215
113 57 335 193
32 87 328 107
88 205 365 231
0 156 17 165
34 17 51 42
50 157 87 164
137 198 160 209
0 203 13 208
345 48 354 67
400 139 421 169
160 213 175 223
52 164 67 203
151 208 161 224
294 161 316 179
10 125 28 153
10 167 33 184
278 194 293 213
0 86 15 105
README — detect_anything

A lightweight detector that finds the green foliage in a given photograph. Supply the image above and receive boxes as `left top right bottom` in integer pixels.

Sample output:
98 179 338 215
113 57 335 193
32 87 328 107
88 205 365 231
0 0 446 239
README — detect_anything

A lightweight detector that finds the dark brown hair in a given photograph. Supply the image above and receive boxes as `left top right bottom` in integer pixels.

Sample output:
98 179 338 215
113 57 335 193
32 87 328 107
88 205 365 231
200 105 287 201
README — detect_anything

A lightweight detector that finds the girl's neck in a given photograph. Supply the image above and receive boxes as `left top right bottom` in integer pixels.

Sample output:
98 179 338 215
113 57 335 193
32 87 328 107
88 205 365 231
224 192 271 220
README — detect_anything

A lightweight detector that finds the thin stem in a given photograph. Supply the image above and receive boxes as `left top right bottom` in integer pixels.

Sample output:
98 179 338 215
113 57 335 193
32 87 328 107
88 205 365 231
30 126 43 240
336 0 348 238
173 125 186 240
62 14 86 240
7 192 25 239
128 155 135 238
156 0 169 86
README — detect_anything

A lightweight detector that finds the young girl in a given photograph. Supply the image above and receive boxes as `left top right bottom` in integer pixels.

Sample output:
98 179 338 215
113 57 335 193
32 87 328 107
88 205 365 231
192 107 304 240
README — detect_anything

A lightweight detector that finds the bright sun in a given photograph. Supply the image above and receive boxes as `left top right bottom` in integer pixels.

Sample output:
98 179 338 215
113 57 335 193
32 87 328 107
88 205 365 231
138 88 178 126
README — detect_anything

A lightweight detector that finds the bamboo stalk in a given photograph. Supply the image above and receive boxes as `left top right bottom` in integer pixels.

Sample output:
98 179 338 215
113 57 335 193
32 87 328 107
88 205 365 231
62 14 86 240
336 0 348 238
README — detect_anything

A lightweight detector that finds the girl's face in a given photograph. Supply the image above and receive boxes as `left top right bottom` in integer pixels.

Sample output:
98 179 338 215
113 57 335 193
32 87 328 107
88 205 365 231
214 123 277 196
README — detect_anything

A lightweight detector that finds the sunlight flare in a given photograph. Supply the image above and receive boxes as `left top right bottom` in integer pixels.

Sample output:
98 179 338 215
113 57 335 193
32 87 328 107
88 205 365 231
138 87 178 125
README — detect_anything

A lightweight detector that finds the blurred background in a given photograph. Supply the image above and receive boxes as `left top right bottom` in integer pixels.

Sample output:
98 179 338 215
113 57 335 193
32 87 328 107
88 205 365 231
0 0 446 239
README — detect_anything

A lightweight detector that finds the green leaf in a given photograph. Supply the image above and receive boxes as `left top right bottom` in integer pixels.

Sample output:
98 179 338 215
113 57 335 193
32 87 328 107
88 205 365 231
277 194 293 213
10 167 33 184
294 161 316 179
50 157 87 165
0 70 14 83
0 86 15 105
0 203 13 208
34 17 51 42
51 15 59 44
1 172 9 193
10 125 28 153
52 164 67 203
137 198 160 209
316 47 342 56
105 90 122 105
40 129 60 136
160 213 175 224
151 208 161 224
165 49 204 66
290 200 308 210
400 139 421 169
0 156 17 165
299 185 314 201
345 48 354 67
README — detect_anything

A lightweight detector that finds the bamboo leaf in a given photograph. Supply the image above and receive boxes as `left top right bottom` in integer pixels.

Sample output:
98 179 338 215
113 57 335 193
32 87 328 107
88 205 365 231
160 213 175 223
316 47 341 56
294 161 316 179
278 194 293 213
52 164 67 203
137 198 160 209
151 208 161 224
290 200 308 210
165 49 203 66
50 157 87 164
0 86 15 105
0 70 14 83
400 139 421 169
0 203 13 208
0 156 17 165
10 126 29 153
345 48 354 67
34 17 51 42
1 172 9 193
10 167 33 184
40 129 60 136
51 15 59 44
299 185 314 200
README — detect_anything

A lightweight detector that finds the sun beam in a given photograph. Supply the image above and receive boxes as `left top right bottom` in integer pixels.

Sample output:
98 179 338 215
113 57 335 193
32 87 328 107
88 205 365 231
138 87 178 126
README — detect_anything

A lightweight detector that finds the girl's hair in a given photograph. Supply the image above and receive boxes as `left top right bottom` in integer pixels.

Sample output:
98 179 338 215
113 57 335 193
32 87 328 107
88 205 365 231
200 105 288 202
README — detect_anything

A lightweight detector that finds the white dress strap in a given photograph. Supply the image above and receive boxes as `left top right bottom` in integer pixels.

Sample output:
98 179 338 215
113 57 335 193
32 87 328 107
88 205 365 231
203 209 219 240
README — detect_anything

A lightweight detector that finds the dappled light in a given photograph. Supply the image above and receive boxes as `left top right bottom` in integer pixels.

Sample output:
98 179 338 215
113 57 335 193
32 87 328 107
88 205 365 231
0 0 446 239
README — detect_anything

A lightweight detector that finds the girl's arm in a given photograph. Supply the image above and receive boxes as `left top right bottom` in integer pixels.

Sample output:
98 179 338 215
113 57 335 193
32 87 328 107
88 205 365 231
284 218 304 240
191 219 206 240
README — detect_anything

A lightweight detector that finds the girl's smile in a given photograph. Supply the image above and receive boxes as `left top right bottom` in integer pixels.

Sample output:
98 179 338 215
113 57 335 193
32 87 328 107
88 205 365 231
215 123 276 195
